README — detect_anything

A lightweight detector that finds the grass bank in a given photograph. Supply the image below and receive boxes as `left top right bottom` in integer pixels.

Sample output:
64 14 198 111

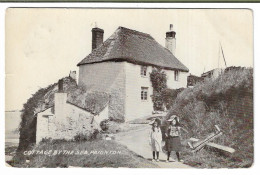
164 67 253 168
11 139 158 168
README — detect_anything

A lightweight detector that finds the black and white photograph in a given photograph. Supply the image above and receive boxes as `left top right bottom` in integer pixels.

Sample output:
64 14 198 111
4 8 253 168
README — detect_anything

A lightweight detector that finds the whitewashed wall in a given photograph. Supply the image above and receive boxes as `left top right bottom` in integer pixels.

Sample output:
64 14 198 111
36 100 109 143
165 69 189 89
124 62 154 121
53 102 94 140
124 62 188 121
78 61 188 122
36 108 53 144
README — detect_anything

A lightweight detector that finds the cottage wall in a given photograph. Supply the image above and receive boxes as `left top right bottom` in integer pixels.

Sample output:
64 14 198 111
78 61 188 122
124 63 154 121
165 69 189 89
36 103 109 143
36 108 53 144
78 62 126 121
124 62 188 121
53 103 94 140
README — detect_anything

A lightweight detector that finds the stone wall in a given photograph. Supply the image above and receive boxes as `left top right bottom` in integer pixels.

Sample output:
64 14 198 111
36 102 109 143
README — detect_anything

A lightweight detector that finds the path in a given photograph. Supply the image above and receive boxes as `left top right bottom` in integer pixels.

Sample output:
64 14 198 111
115 124 192 168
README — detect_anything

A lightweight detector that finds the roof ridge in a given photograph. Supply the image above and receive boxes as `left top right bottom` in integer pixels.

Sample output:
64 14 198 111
117 26 153 40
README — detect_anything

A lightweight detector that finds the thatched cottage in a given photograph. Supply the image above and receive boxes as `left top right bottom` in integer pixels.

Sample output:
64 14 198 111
77 25 189 122
35 25 189 143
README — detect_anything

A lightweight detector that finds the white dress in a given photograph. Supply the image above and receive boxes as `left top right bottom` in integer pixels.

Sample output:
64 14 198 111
149 127 163 152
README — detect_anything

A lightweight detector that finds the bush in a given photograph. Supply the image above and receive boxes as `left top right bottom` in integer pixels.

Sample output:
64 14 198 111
74 129 100 142
162 88 184 110
151 91 164 111
100 119 110 131
100 119 121 133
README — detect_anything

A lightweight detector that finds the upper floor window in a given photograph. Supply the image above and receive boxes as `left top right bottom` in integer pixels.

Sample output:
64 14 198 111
141 87 148 101
141 66 147 77
174 70 179 81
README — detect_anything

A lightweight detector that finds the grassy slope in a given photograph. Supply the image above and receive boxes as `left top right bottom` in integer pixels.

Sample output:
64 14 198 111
165 68 253 168
11 140 158 168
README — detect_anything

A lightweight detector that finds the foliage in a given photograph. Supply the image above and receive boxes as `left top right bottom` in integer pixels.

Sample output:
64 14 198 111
150 68 167 92
17 77 77 153
162 88 184 110
100 119 110 131
151 91 164 111
100 119 122 133
149 68 184 111
164 67 253 168
73 129 101 142
150 68 167 111
5 146 17 156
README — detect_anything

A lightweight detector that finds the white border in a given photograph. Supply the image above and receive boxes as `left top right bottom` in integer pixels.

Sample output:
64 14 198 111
0 2 259 175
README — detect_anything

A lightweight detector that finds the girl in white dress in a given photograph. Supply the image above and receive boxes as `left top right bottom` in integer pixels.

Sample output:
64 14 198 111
149 118 163 162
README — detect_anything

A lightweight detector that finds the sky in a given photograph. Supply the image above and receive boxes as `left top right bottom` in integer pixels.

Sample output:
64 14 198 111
5 8 253 111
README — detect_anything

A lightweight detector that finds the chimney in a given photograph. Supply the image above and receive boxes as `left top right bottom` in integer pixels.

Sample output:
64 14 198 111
58 79 63 92
165 24 176 55
69 71 76 80
92 27 104 50
55 79 67 124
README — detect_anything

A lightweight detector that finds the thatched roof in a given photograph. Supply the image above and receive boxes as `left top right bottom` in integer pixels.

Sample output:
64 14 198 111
67 89 110 115
77 26 189 72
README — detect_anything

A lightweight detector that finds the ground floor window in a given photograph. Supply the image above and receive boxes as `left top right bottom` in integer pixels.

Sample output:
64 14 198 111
141 87 148 101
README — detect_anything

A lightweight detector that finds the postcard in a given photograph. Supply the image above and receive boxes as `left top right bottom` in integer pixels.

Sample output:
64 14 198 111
5 8 253 168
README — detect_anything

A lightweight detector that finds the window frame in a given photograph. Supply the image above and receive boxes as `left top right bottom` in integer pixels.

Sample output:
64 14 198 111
141 87 149 101
140 66 148 77
174 70 179 81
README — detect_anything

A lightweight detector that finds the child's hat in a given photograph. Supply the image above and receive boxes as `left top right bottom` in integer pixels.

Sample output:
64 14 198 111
167 115 179 122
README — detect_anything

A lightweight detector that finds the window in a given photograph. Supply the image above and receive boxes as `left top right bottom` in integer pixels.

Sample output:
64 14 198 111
174 70 179 81
141 66 147 77
141 87 148 101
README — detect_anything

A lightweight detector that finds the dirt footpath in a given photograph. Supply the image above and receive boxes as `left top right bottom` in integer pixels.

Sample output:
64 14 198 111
115 124 192 168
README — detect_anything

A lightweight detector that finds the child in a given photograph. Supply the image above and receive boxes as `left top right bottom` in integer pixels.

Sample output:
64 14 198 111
165 115 187 162
149 118 163 162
